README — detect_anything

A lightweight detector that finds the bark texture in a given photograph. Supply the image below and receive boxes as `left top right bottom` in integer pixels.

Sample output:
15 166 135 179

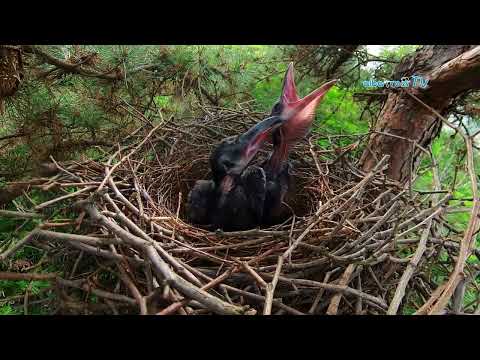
0 45 23 114
359 45 480 183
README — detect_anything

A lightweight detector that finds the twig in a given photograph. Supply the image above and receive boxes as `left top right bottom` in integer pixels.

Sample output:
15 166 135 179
79 200 246 315
157 267 237 315
308 270 335 314
34 186 95 211
239 261 268 289
326 264 356 315
263 256 284 315
0 230 40 261
387 218 433 315
116 261 148 315
0 272 57 281
96 123 163 193
282 155 389 259
0 210 43 219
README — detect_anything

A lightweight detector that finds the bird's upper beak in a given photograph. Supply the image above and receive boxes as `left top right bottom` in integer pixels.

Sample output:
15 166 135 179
219 115 283 193
279 62 338 146
237 115 284 169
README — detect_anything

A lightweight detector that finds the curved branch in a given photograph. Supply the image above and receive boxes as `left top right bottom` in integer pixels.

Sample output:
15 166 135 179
23 45 123 81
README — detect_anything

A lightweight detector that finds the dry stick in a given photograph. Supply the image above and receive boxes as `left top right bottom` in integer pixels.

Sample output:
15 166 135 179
452 277 467 314
35 229 121 246
49 155 83 182
96 122 163 193
224 284 305 315
263 256 284 315
263 274 388 310
397 238 479 257
309 138 333 195
34 185 96 211
103 194 202 286
245 242 286 266
327 188 364 240
373 193 451 240
171 192 182 241
326 264 356 315
308 243 364 262
56 278 137 305
177 237 278 253
372 188 394 209
79 201 245 315
39 181 132 188
366 190 406 219
355 275 363 314
282 155 389 260
116 261 148 315
0 286 52 306
41 221 76 228
165 289 189 315
69 251 84 279
308 270 336 314
207 228 295 237
133 180 145 224
65 241 145 267
328 175 371 220
395 207 445 240
182 263 304 315
157 268 237 315
0 230 39 261
108 178 175 238
108 242 149 315
168 237 234 265
0 210 43 219
287 215 296 264
387 217 433 315
104 299 119 315
414 283 448 315
240 261 268 289
0 272 57 281
357 201 402 242
258 248 360 272
425 145 444 281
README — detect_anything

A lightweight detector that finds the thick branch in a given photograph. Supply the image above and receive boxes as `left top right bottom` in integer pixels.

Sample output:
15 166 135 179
23 45 123 81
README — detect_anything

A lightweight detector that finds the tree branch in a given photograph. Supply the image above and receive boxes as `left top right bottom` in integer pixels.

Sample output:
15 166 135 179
23 45 123 81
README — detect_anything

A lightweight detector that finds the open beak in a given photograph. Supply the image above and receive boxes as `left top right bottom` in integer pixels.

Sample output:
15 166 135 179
242 115 283 161
219 115 283 193
237 115 283 169
279 62 338 146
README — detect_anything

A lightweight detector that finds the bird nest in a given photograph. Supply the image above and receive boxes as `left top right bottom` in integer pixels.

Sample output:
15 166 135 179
2 106 477 315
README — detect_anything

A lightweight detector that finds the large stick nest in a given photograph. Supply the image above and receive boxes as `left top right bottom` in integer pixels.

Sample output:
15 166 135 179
1 106 478 315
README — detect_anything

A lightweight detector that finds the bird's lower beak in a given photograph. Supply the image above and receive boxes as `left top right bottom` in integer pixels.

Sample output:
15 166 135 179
277 77 338 149
282 79 338 121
